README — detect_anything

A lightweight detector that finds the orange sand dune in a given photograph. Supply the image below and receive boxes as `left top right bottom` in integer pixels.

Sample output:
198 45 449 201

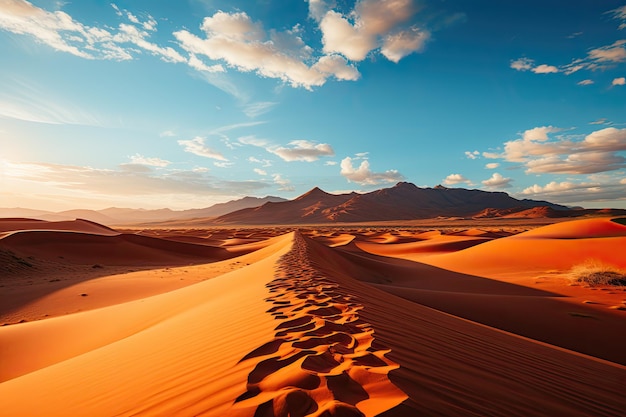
0 230 232 266
355 234 490 257
0 218 119 235
1 231 625 416
421 217 626 273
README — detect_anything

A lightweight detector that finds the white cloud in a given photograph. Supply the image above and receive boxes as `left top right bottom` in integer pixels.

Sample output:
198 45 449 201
340 156 404 185
2 160 269 204
510 58 558 74
520 179 626 205
532 64 559 74
482 151 501 159
577 79 594 85
485 162 499 169
174 11 360 89
481 172 512 188
443 173 471 185
525 152 625 174
253 168 267 176
381 28 430 63
612 77 626 86
273 174 294 191
188 53 225 73
269 140 334 162
325 161 338 166
248 156 272 167
465 150 480 160
129 154 170 167
315 0 429 63
490 126 626 175
214 161 234 168
510 58 534 71
522 126 562 142
0 0 182 62
178 136 228 161
610 5 626 30
114 23 186 63
311 54 360 81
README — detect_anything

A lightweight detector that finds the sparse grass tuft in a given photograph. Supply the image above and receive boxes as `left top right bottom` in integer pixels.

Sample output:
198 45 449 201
571 260 626 287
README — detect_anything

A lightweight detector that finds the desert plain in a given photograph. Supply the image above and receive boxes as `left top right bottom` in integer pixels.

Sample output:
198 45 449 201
1 216 625 416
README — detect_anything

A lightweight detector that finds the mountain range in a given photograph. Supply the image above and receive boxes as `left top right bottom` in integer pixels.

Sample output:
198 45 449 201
4 182 624 226
0 196 286 225
212 182 572 224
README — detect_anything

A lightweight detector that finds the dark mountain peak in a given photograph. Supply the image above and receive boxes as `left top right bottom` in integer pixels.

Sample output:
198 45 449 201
295 187 332 200
393 181 419 190
433 184 448 190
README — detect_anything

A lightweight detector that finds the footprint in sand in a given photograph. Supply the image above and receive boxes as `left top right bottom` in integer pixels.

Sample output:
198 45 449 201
232 232 407 416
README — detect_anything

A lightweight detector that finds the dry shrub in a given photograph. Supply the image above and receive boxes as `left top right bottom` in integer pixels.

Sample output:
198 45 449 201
571 260 626 287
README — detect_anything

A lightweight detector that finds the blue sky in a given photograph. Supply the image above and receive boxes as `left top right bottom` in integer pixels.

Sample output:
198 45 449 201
1 0 625 211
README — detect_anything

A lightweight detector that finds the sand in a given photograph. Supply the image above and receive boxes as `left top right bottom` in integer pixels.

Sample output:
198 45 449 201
1 217 625 416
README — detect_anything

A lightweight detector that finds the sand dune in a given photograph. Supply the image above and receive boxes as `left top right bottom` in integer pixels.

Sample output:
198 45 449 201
0 218 119 235
0 229 232 266
1 225 625 416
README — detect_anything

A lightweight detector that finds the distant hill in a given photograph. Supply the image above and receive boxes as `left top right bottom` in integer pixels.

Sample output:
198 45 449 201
0 196 286 225
214 182 572 224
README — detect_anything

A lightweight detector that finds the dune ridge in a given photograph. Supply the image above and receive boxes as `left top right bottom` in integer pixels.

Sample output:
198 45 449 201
231 232 407 417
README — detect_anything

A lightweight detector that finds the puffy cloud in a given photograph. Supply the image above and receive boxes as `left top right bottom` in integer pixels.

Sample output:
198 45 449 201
174 11 360 89
269 140 335 162
128 154 170 167
381 27 430 63
520 179 626 205
503 126 569 162
314 0 429 63
340 156 404 185
482 172 512 188
525 152 626 174
465 150 479 160
485 163 500 169
532 64 559 74
522 126 562 142
482 151 501 159
443 174 471 185
489 126 626 175
312 54 361 81
612 77 626 85
178 136 228 161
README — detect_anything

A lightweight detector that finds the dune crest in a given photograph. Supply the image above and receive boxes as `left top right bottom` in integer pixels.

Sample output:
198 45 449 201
231 232 407 416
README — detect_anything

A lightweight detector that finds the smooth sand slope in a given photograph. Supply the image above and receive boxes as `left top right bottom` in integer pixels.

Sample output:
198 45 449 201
1 222 625 416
